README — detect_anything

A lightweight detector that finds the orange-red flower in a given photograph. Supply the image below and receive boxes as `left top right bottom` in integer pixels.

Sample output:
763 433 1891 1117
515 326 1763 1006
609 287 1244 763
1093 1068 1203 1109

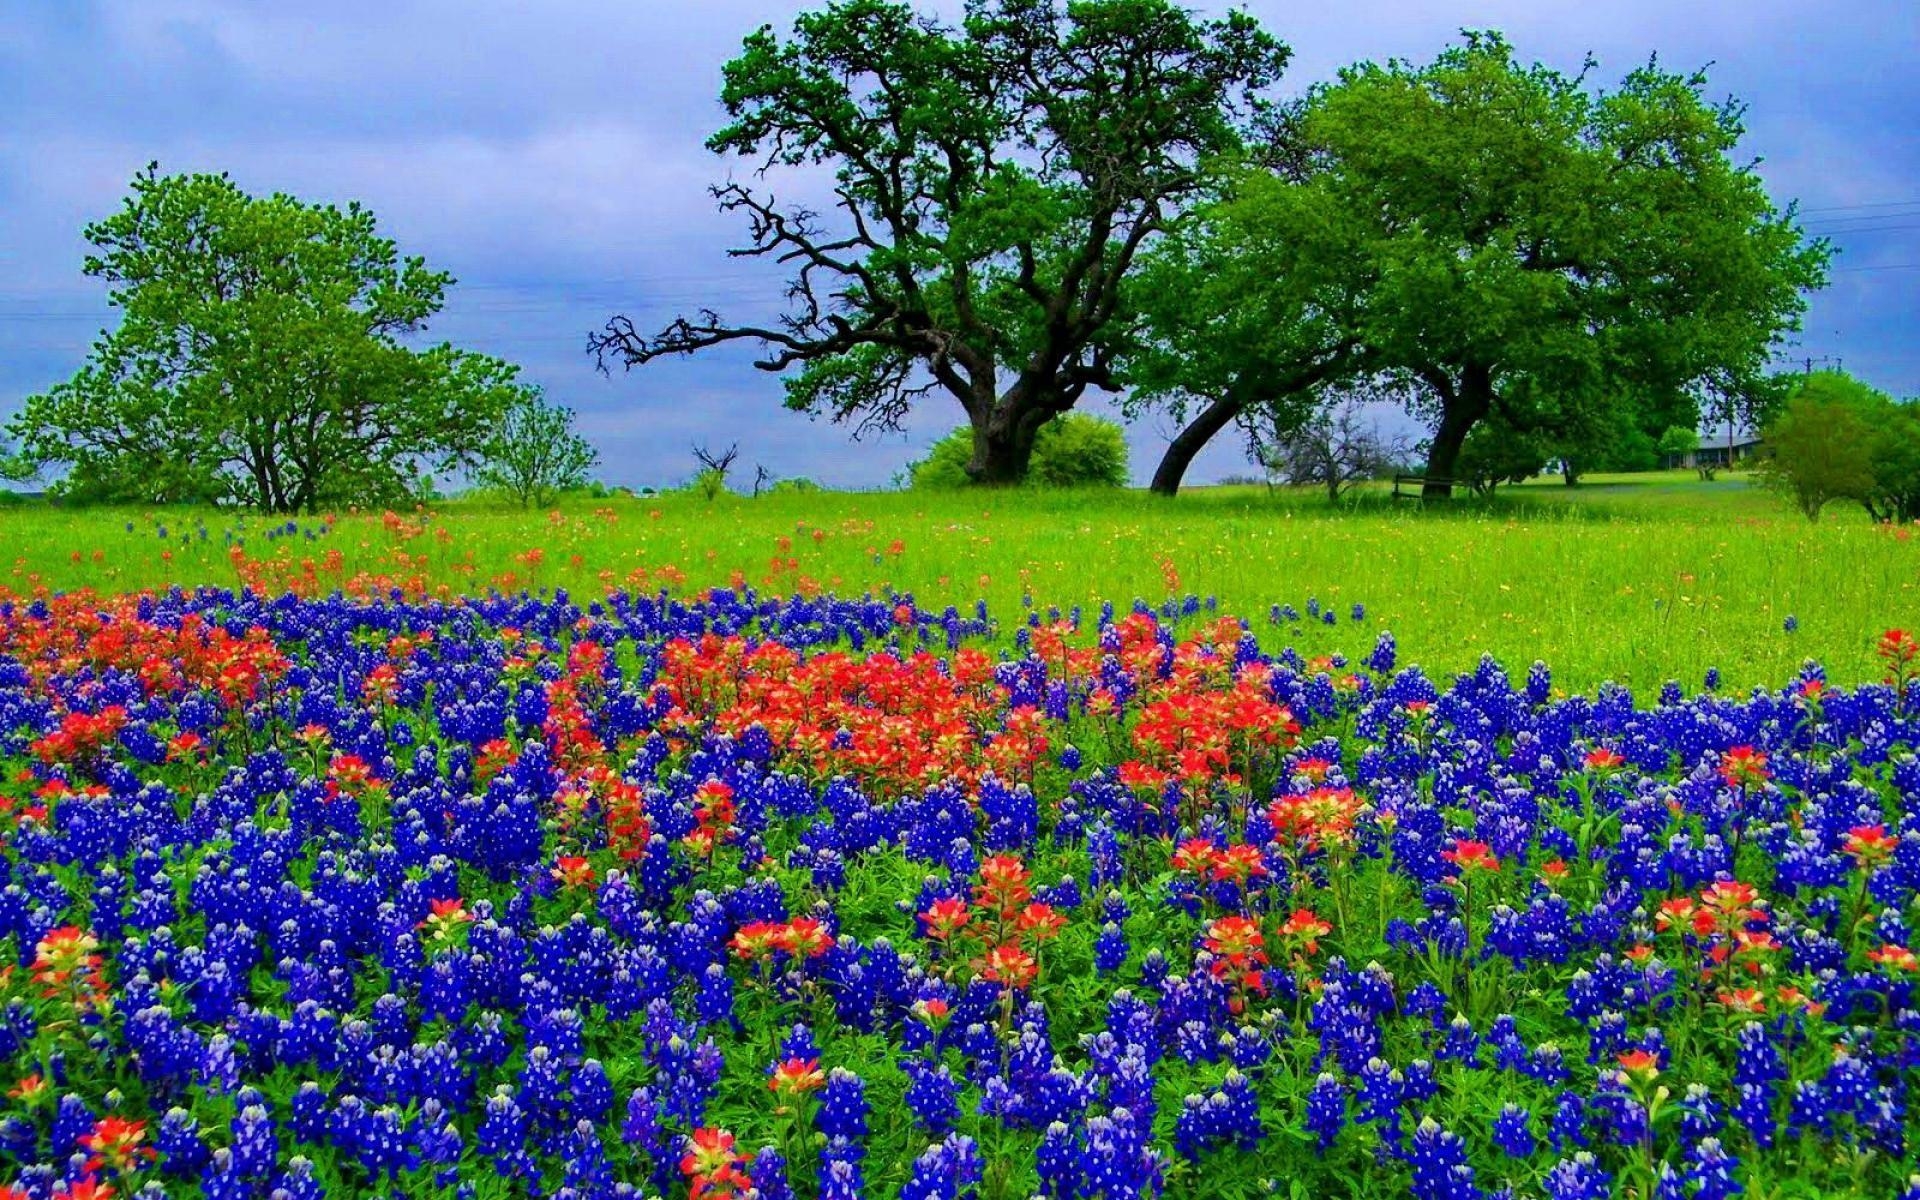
1713 987 1766 1013
680 1127 749 1200
552 856 595 889
730 921 787 960
1868 944 1919 972
1016 903 1067 943
1171 839 1219 875
81 1116 153 1174
1616 1050 1660 1082
1442 839 1499 874
769 1058 826 1096
1878 628 1919 687
419 897 473 941
974 856 1033 918
1203 915 1270 989
980 942 1038 990
1844 825 1897 869
1278 908 1332 956
781 918 834 959
919 897 972 943
1583 747 1625 771
1209 844 1268 886
1719 745 1770 788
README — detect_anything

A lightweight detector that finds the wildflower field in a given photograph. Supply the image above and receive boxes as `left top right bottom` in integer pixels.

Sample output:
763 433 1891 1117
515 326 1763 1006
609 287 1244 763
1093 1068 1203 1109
3 473 1915 694
2 479 1920 1199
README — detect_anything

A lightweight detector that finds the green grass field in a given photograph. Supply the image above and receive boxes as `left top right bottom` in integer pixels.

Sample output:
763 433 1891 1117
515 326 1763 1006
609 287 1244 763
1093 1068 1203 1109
3 469 1913 693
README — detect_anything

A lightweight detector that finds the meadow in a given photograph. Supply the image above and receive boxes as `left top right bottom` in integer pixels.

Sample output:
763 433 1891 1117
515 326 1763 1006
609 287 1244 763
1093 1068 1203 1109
3 471 1920 1200
3 470 1913 695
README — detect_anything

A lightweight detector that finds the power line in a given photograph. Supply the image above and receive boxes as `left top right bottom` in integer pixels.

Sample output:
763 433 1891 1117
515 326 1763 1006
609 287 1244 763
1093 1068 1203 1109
1798 198 1920 215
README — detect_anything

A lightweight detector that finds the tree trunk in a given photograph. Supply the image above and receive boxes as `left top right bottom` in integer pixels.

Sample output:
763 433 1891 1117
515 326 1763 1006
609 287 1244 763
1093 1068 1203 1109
966 404 1045 485
1421 364 1492 500
1151 391 1244 496
1421 409 1474 500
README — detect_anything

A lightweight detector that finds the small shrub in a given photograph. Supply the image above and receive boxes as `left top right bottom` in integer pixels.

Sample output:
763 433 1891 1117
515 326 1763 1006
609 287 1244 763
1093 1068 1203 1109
909 414 1129 489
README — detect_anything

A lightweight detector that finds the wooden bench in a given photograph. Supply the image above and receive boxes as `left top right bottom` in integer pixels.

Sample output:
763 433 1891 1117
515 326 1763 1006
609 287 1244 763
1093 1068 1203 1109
1391 474 1462 500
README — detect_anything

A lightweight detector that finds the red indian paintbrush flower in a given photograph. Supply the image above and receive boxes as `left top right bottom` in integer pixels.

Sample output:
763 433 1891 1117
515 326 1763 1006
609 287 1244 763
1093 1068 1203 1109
1278 908 1332 956
980 942 1038 989
769 1058 825 1095
1844 825 1896 869
551 856 595 889
919 897 971 942
1442 839 1499 874
974 856 1032 918
81 1116 154 1174
1868 944 1919 972
1583 747 1625 771
680 1127 749 1200
1718 745 1770 788
1616 1050 1660 1082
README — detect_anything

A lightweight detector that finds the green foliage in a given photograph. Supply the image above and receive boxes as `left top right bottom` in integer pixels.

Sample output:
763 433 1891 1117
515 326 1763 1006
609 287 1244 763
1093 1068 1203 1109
908 432 975 490
1025 413 1130 488
1657 425 1701 460
1455 421 1550 495
591 0 1288 483
1132 32 1829 496
766 477 822 495
473 391 599 508
1759 372 1883 519
1865 404 1920 523
8 165 522 512
1758 370 1920 523
693 469 731 501
911 414 1129 489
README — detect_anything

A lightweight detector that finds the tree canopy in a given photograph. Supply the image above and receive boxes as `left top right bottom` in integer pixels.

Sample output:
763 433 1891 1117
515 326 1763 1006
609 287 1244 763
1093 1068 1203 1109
1761 370 1920 522
474 391 600 508
1125 33 1829 497
590 0 1288 484
11 166 527 512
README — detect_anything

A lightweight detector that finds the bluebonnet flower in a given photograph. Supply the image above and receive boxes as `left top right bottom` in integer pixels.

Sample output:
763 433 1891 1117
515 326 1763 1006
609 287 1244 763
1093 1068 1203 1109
1542 1153 1611 1200
1306 1073 1346 1150
1404 1117 1479 1200
1492 1104 1534 1158
904 1060 961 1134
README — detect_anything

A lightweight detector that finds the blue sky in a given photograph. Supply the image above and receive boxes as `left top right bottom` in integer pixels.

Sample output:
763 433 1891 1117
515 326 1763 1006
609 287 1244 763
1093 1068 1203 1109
2 1 1915 489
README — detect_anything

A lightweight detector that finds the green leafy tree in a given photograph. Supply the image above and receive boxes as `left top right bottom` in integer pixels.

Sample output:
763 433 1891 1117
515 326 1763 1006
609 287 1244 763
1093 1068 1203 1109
910 413 1128 489
1658 425 1701 469
1129 33 1828 498
1765 370 1920 523
590 0 1288 484
1124 168 1373 495
1865 403 1920 523
9 165 522 512
1455 418 1549 496
474 391 600 508
1759 373 1881 519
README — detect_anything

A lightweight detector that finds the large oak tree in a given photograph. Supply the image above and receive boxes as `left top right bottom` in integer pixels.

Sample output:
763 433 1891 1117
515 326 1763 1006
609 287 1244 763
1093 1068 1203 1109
12 166 528 512
590 0 1288 483
1129 33 1829 498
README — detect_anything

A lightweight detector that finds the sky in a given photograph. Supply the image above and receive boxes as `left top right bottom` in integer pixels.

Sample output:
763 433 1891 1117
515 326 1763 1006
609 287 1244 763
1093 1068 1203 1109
2 0 1915 490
